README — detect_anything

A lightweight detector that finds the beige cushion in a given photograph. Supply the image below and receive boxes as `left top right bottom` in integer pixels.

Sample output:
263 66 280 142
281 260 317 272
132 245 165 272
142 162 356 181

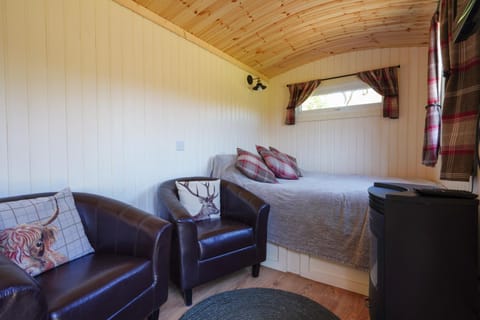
176 180 221 221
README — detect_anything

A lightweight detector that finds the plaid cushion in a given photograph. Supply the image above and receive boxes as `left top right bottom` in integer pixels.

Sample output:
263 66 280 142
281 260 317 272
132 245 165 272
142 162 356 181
0 188 94 276
269 146 303 177
256 145 298 180
236 148 277 183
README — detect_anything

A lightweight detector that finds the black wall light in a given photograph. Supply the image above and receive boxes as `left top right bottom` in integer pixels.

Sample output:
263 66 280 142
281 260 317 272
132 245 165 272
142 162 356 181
247 75 267 91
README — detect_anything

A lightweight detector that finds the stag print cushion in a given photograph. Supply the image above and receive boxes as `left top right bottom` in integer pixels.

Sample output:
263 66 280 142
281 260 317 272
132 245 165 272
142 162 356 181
256 145 298 180
235 148 278 183
0 188 94 276
176 180 221 221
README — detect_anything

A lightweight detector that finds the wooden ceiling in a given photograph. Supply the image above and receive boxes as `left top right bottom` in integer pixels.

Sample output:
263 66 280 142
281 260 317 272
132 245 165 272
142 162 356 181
119 0 438 78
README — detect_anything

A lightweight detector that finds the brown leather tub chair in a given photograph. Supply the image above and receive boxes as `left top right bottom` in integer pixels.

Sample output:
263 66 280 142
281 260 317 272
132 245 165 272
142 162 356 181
0 192 172 320
157 177 270 306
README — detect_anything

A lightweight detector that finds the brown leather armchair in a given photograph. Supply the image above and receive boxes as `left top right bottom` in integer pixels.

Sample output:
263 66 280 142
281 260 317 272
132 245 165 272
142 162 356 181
157 177 270 306
0 192 172 320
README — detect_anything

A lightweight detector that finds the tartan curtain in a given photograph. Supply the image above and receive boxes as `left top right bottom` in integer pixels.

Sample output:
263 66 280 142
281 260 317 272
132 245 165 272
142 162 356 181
439 0 480 181
422 12 442 167
285 80 321 125
357 67 399 119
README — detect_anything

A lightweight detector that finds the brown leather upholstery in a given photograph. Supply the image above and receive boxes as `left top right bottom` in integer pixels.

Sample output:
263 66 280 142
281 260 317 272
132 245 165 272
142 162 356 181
0 192 172 320
157 177 270 306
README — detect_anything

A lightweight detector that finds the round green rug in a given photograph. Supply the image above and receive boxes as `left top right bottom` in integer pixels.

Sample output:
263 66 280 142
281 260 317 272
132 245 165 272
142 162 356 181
179 288 340 320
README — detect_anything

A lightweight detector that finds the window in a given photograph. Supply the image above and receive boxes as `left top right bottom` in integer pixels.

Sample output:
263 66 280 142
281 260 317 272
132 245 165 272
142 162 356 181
297 75 383 121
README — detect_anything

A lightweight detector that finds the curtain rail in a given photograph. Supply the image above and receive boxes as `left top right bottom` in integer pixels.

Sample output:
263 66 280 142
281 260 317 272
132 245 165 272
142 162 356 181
286 65 400 86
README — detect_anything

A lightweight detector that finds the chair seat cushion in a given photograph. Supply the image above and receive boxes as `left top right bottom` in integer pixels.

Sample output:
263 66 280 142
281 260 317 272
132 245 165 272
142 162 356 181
35 253 152 320
196 218 255 260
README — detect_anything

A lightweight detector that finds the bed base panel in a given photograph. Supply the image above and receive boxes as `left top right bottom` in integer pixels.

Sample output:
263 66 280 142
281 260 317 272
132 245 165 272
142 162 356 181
263 242 368 295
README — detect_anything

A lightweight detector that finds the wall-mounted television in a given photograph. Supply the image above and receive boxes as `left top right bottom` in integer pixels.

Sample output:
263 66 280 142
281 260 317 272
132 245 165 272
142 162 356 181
454 0 480 42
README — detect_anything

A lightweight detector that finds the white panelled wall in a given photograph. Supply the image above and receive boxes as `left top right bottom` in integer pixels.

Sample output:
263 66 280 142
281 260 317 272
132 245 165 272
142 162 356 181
1 0 446 215
0 0 268 211
267 48 438 181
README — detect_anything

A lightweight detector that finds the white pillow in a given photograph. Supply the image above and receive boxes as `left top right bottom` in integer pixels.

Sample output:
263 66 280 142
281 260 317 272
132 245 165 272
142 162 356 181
176 180 221 221
0 188 94 276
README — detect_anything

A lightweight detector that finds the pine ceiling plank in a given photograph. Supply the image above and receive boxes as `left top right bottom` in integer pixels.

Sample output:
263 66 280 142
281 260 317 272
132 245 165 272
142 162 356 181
220 4 433 55
114 0 268 79
256 30 428 75
180 1 253 37
199 1 325 45
238 25 429 66
125 0 438 77
146 0 192 19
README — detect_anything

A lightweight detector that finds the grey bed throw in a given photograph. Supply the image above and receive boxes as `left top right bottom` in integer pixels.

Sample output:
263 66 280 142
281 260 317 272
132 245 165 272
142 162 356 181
209 154 435 271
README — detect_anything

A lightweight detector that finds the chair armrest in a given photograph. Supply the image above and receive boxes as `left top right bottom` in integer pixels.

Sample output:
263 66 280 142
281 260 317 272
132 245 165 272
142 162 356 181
157 182 195 222
221 180 270 228
73 193 172 279
157 182 200 264
157 181 198 233
0 256 48 320
220 180 270 259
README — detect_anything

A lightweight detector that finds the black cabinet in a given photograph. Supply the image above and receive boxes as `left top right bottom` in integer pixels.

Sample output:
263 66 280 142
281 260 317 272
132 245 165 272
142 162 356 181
368 183 478 320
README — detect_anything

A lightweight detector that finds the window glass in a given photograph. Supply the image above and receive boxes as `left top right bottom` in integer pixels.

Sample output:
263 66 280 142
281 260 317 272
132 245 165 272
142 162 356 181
300 76 382 112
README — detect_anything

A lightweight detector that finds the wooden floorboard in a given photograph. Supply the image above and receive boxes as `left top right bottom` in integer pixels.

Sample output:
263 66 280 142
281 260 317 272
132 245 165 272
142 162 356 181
157 266 370 320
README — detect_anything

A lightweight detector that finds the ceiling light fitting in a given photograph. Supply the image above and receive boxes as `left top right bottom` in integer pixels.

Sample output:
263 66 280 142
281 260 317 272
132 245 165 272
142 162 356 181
247 75 267 91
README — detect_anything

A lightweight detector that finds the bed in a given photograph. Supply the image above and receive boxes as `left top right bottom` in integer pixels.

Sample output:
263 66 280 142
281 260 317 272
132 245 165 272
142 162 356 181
209 154 436 293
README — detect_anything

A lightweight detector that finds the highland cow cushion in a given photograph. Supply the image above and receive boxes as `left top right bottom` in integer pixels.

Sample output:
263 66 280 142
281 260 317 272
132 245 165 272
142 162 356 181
0 188 94 276
256 145 298 180
175 180 221 221
235 148 278 183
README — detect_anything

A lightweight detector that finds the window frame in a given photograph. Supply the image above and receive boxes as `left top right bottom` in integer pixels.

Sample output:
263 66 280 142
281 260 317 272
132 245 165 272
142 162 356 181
296 75 383 122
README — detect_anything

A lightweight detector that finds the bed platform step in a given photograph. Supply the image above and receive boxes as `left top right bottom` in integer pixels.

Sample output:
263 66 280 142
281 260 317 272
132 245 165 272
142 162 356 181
263 243 369 296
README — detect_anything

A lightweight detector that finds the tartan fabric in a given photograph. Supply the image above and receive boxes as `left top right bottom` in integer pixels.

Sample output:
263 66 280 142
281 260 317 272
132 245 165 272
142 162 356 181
235 148 278 183
256 145 298 180
285 80 321 125
269 146 303 177
0 188 94 276
422 13 442 167
422 105 442 166
439 0 480 181
357 67 399 119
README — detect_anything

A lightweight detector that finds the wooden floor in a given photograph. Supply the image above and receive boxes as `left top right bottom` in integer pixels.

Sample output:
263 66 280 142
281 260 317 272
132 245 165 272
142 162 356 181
157 266 370 320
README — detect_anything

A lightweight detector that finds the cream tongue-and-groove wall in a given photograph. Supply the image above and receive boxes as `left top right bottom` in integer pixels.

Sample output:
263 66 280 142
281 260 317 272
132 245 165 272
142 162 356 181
1 0 447 215
267 47 439 182
0 0 267 212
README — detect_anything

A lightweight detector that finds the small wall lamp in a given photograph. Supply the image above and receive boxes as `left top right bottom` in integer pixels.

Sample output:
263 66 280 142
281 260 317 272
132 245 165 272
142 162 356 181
247 75 267 91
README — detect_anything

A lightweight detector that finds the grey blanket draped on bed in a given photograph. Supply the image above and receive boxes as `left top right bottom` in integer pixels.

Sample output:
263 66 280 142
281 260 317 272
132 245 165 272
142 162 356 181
209 154 434 271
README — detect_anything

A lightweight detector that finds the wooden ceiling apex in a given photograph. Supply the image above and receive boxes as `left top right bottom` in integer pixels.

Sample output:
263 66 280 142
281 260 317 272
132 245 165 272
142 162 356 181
123 0 438 78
